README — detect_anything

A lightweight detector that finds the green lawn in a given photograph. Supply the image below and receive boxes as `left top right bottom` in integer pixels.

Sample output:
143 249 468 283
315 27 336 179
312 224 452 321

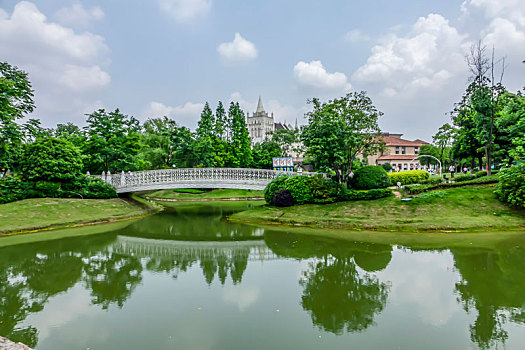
0 198 147 234
146 188 264 200
230 185 525 232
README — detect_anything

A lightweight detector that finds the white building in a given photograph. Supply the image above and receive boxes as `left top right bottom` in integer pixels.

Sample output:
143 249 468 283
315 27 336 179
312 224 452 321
246 96 291 144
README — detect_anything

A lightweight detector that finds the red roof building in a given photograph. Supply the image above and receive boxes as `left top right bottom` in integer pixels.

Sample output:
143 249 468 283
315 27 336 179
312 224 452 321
365 133 429 171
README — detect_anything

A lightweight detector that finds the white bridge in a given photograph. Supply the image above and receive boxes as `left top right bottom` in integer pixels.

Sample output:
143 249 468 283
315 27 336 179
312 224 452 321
94 168 314 193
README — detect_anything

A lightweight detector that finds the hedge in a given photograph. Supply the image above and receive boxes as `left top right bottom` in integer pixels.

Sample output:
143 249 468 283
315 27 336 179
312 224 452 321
341 188 393 201
352 166 390 190
0 175 117 204
404 175 499 195
454 174 477 182
388 170 430 185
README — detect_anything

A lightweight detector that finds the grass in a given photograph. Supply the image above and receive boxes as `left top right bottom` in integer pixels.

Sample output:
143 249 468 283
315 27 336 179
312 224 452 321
146 188 264 200
0 197 149 234
230 185 525 232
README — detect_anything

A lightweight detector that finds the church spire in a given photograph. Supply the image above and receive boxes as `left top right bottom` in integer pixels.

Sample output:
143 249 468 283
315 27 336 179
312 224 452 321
256 96 265 113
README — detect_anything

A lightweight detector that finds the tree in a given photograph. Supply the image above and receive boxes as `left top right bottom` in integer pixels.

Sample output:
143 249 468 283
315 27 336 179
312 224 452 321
463 41 506 175
432 123 455 166
226 102 252 167
83 109 143 173
270 128 301 157
20 137 83 182
0 62 35 174
302 92 384 183
251 141 282 169
196 102 214 139
451 107 485 170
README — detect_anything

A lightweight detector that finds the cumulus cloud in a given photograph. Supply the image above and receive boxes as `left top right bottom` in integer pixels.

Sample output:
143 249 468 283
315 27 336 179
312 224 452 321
344 29 371 43
0 1 110 126
55 2 104 27
217 33 258 64
158 0 211 22
293 60 351 92
143 101 204 129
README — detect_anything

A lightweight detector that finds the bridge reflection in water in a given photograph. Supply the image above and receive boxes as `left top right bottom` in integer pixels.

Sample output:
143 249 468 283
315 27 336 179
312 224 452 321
111 235 279 262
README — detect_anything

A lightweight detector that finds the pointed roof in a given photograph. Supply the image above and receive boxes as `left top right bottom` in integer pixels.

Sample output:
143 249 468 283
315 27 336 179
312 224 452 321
256 96 265 113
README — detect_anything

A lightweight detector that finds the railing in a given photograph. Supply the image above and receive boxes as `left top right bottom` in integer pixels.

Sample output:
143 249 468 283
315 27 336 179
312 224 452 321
92 168 316 193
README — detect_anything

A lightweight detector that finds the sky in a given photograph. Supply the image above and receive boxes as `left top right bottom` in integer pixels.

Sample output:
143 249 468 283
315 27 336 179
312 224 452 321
1 0 524 141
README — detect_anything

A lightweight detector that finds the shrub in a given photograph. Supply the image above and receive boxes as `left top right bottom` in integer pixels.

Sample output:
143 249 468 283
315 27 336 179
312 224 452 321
454 174 477 182
495 165 525 208
404 175 499 195
273 190 295 207
352 166 390 190
381 163 392 172
475 170 487 177
388 170 430 186
308 175 345 201
342 188 393 201
283 175 313 204
421 177 443 185
264 175 288 204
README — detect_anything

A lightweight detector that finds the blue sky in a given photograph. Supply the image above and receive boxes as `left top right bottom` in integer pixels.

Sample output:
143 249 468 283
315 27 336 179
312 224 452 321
1 0 524 141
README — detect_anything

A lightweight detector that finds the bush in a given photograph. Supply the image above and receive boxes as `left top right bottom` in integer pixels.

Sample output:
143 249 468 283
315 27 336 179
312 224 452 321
388 170 430 186
308 175 345 201
454 174 477 182
421 177 443 185
475 170 487 177
342 188 393 201
0 174 116 204
404 175 499 195
495 165 525 208
381 163 392 172
273 190 295 207
352 166 390 190
283 175 313 205
264 175 288 204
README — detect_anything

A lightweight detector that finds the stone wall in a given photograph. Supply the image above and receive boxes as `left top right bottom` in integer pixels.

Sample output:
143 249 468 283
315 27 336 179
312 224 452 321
0 337 33 350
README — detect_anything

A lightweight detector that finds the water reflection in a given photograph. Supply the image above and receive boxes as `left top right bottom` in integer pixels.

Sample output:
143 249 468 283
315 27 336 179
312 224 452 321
265 232 391 334
452 240 525 349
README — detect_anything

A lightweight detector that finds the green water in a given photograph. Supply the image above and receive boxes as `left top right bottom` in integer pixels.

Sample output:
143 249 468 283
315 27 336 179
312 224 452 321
1 202 525 349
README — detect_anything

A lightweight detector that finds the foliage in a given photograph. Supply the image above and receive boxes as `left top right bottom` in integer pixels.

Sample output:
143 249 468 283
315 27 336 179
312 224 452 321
404 175 499 195
83 109 142 173
270 128 301 157
0 174 116 204
418 144 441 166
351 166 390 190
432 123 455 166
273 189 295 207
251 141 282 169
20 137 83 182
0 62 35 173
283 175 314 205
454 174 477 182
302 91 384 183
308 175 345 202
264 175 288 204
495 165 525 208
381 163 392 171
341 188 393 201
388 170 430 186
226 102 252 167
421 176 444 185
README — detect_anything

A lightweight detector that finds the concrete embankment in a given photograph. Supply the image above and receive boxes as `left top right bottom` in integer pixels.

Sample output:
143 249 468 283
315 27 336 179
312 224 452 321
0 336 32 350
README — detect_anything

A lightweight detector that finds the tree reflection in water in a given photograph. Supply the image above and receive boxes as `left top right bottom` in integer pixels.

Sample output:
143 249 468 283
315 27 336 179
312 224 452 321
265 231 391 335
452 242 525 349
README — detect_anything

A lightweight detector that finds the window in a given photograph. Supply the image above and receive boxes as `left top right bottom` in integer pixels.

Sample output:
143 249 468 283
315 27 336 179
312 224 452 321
415 146 419 155
395 146 400 154
402 146 406 154
403 163 408 170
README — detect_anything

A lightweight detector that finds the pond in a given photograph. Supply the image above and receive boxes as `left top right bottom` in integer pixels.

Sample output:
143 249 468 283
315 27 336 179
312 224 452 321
1 202 525 349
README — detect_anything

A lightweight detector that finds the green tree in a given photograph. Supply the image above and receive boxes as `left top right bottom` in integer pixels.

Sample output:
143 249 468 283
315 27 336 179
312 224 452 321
54 122 85 149
270 128 301 157
432 123 455 166
20 137 83 182
0 62 35 174
302 92 384 183
212 101 228 166
251 141 282 169
196 102 215 139
451 107 485 170
195 103 216 167
226 102 252 167
83 109 142 173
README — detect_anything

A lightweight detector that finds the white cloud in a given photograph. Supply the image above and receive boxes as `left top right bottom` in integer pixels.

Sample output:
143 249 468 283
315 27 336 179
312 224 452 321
293 60 351 92
217 33 258 64
344 29 371 43
0 1 110 126
55 2 104 27
143 101 204 129
223 286 260 312
158 0 211 22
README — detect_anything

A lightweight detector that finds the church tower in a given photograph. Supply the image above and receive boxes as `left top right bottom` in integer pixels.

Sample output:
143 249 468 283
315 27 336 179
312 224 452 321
246 96 274 144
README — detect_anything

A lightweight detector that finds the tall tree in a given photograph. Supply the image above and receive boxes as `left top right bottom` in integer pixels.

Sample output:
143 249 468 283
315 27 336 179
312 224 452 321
196 102 215 139
226 102 252 167
0 62 35 174
83 109 142 173
432 123 455 167
302 92 383 183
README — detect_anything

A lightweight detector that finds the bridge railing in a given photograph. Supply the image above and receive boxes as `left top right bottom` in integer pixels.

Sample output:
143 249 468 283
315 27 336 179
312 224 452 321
93 168 317 191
